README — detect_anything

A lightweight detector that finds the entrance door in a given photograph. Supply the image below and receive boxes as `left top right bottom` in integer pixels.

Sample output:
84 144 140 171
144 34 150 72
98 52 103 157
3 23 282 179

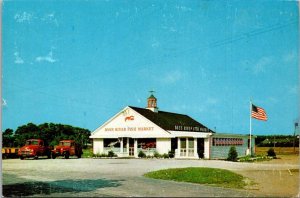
180 138 187 156
180 138 195 157
129 138 134 156
197 138 204 158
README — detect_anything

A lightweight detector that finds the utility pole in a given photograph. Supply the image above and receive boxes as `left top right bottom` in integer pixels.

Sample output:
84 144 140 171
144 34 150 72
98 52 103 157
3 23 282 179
293 122 298 153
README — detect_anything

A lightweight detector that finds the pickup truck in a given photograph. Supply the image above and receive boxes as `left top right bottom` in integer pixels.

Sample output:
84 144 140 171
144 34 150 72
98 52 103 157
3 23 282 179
18 139 51 160
52 140 82 159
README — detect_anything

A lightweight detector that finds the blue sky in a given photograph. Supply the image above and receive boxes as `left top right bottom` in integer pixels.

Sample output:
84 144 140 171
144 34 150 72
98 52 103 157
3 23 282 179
2 0 299 135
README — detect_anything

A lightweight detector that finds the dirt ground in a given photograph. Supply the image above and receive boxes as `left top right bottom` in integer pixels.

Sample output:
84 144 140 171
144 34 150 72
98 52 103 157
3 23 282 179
236 154 299 197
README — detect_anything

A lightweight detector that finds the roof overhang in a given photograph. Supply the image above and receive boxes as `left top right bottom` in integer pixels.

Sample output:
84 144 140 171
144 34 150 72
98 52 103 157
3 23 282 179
212 133 257 138
168 131 212 138
90 132 173 139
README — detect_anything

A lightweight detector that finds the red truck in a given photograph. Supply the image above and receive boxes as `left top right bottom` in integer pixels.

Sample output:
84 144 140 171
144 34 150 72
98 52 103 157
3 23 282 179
51 140 82 159
18 139 51 160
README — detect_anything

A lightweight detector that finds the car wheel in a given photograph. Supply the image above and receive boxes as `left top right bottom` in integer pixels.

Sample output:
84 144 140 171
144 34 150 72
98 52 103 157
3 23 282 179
65 152 69 159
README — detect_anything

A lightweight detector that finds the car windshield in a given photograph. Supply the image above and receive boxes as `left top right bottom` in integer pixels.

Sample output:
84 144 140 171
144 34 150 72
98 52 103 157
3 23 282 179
59 141 71 146
25 140 39 145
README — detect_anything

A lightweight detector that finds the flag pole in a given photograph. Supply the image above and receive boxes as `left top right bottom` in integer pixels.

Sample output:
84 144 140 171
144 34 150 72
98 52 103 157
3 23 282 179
249 100 252 156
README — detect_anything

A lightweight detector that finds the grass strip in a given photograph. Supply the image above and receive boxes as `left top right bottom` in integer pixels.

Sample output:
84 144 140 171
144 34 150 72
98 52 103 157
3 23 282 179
144 167 246 189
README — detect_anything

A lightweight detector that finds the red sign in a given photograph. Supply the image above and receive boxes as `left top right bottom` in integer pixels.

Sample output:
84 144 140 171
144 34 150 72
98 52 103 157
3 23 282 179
125 116 134 122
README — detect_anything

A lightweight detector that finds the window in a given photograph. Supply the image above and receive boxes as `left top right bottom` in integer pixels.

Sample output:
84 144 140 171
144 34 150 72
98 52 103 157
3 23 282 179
104 139 120 147
138 138 156 149
188 138 194 148
213 138 244 146
180 138 186 148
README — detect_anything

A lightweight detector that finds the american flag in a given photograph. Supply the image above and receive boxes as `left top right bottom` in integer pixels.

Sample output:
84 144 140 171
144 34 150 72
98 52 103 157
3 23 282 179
252 104 267 121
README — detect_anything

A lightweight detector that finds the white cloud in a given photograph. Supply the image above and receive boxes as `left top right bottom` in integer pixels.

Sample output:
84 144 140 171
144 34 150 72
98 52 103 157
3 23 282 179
14 52 24 64
162 70 185 84
151 38 160 48
253 57 272 74
41 12 59 26
15 12 59 26
161 26 177 33
206 98 218 105
267 97 279 104
287 85 298 95
14 12 33 23
283 51 297 63
2 98 7 107
175 5 192 12
35 51 57 63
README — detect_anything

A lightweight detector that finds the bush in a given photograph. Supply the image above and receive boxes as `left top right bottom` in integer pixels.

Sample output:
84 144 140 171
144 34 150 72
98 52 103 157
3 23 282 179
146 155 153 159
101 153 108 157
138 150 146 158
92 153 108 158
107 150 115 157
227 146 238 162
162 153 169 159
267 148 276 158
238 155 271 162
154 151 161 158
168 150 175 158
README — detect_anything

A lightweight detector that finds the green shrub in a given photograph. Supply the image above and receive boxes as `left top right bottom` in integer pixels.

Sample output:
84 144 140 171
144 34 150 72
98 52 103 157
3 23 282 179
138 150 146 158
100 153 108 157
154 151 161 158
108 150 115 157
168 150 175 158
238 155 252 162
267 148 276 158
146 155 153 159
227 146 238 162
162 153 169 158
238 154 272 162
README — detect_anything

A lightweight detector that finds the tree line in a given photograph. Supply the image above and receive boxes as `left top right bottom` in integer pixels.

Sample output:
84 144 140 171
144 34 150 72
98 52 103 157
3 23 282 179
255 135 299 147
2 122 91 148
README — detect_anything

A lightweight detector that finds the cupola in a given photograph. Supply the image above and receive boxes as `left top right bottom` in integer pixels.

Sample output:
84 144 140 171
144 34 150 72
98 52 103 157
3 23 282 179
146 91 158 113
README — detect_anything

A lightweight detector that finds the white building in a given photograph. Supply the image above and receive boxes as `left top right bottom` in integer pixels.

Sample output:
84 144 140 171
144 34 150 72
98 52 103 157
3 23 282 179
90 94 254 159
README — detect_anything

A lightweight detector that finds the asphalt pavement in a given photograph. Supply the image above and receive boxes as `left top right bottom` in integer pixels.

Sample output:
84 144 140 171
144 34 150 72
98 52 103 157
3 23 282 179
2 158 299 197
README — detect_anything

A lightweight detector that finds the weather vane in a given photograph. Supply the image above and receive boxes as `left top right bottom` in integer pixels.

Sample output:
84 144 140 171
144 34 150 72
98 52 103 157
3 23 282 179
149 90 155 95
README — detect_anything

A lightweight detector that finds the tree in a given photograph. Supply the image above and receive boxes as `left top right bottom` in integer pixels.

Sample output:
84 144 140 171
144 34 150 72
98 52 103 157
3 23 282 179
227 146 238 162
2 128 14 147
4 122 91 148
267 148 276 158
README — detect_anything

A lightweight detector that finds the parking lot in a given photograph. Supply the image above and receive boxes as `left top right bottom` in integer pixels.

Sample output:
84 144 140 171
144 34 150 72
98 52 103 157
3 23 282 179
2 156 299 197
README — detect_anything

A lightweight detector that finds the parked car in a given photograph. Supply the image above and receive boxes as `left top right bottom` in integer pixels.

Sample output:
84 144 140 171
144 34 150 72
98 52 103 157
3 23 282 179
18 139 51 160
52 140 82 159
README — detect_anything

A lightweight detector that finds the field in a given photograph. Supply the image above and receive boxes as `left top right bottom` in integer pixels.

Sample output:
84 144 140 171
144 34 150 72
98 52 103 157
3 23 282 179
255 146 299 155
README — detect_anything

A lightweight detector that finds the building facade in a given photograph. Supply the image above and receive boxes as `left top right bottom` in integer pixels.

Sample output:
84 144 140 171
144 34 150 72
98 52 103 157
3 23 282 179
90 94 255 159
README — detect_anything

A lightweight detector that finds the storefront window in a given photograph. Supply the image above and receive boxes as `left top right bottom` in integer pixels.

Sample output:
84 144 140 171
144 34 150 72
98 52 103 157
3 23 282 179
104 139 120 147
188 138 194 148
180 138 186 148
138 138 156 149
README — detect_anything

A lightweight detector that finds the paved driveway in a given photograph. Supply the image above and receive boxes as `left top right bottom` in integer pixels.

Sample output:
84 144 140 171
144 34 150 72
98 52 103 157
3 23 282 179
2 158 299 197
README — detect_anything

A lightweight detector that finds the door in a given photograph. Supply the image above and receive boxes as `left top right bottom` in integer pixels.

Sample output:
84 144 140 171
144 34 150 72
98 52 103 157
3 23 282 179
129 138 134 156
197 138 204 158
